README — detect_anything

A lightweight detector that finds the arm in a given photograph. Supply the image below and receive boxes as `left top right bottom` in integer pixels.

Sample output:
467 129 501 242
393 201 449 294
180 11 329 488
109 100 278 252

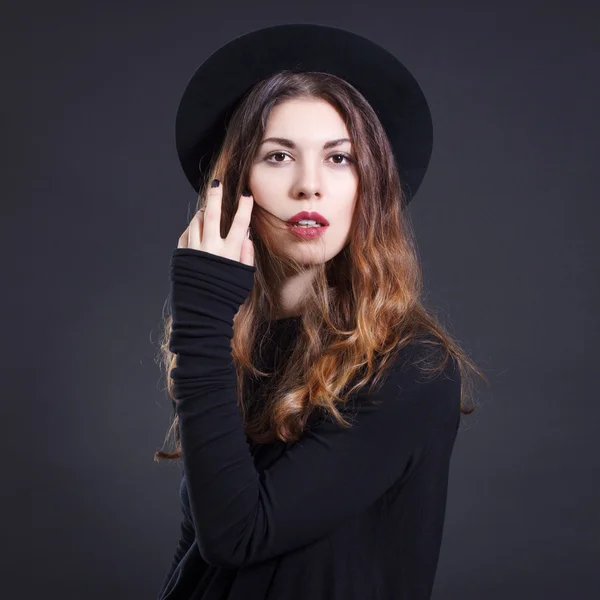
156 474 196 598
169 248 461 569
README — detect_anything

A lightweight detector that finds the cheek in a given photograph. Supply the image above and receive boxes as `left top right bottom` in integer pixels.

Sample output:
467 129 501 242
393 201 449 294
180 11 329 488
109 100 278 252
329 213 354 244
249 170 282 201
342 197 358 224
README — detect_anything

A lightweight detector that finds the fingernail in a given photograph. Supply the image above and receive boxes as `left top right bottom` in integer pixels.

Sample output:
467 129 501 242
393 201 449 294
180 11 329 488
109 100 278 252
242 188 251 197
211 178 220 188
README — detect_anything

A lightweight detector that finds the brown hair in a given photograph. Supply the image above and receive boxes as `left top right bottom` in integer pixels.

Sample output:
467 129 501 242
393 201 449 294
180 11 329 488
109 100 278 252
154 70 489 461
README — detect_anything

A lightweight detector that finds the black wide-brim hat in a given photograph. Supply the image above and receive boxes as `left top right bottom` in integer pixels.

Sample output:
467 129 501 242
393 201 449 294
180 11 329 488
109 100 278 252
175 23 433 205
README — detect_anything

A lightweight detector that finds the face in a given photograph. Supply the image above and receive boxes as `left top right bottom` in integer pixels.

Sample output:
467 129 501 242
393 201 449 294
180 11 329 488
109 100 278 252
248 97 359 265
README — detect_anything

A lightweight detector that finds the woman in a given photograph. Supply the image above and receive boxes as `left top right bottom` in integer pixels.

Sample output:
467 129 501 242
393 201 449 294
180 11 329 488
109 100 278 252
154 24 488 600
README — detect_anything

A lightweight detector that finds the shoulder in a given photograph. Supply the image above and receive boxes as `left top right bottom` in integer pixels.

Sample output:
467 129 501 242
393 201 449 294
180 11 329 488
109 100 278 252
310 333 461 436
367 334 461 429
398 333 460 382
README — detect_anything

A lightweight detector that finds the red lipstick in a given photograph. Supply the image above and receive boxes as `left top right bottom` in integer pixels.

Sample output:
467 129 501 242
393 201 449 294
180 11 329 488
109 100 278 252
286 211 330 226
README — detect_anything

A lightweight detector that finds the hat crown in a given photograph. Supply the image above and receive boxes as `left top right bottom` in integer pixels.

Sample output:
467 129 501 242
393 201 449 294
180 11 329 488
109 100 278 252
175 23 433 205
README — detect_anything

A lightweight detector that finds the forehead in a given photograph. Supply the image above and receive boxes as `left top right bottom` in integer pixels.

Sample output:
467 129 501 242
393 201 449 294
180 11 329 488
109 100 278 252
264 98 351 142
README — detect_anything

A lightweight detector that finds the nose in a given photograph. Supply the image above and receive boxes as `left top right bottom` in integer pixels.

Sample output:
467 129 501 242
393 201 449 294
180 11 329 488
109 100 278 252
295 187 320 199
293 165 321 199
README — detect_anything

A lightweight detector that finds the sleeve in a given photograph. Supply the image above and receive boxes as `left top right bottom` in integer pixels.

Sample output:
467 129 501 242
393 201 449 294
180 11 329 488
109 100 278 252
168 247 461 569
156 475 196 598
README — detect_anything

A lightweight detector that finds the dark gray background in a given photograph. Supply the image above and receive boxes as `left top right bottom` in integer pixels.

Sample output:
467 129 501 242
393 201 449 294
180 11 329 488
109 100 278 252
3 0 599 598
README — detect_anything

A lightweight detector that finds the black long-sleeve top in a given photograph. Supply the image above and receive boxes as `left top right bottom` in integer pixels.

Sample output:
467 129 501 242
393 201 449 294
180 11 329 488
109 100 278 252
157 248 461 600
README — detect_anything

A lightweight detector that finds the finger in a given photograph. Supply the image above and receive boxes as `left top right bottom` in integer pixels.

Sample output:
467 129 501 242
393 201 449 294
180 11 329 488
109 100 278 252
202 179 223 248
226 193 253 250
239 232 255 267
198 209 204 241
188 209 203 249
177 227 189 249
196 191 206 242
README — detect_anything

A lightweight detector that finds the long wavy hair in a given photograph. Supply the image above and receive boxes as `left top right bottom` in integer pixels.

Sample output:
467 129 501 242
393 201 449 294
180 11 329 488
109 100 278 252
154 70 489 462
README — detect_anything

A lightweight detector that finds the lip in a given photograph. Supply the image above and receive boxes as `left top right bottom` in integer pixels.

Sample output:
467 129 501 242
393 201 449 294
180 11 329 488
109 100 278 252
286 211 330 226
285 222 329 240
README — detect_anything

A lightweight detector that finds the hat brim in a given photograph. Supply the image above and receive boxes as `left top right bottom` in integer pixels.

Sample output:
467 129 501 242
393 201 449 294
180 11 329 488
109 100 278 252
175 23 433 204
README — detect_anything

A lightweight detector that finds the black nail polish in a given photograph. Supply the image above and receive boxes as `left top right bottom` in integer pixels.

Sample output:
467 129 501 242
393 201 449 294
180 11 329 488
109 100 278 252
242 188 251 196
211 178 220 188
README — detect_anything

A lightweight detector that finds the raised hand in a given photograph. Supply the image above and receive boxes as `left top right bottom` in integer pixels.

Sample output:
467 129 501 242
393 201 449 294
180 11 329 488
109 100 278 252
177 179 255 267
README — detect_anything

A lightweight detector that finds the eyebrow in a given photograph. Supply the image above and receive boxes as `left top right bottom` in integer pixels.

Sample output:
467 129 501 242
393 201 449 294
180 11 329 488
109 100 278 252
259 137 352 150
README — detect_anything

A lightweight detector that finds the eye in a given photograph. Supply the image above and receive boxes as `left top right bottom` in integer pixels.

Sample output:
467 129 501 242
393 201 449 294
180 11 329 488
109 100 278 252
330 153 355 166
264 151 290 164
264 152 355 166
